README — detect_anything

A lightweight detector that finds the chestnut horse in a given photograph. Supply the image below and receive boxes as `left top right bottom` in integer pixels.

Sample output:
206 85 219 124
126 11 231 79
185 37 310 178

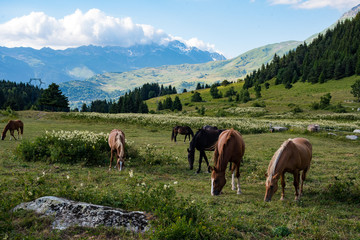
264 138 312 202
108 129 125 171
210 129 245 196
171 126 194 142
1 120 24 140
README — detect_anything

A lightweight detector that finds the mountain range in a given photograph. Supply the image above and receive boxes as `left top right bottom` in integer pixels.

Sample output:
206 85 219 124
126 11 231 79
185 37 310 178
0 40 225 85
1 4 359 108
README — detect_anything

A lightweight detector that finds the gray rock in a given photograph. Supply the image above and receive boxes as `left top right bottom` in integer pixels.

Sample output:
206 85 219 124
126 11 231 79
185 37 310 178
307 124 320 132
13 196 149 232
269 126 288 132
353 129 360 133
346 135 358 140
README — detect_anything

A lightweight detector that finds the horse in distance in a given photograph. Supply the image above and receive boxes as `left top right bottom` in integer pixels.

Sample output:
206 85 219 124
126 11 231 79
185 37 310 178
1 120 24 140
171 126 194 142
264 138 312 202
187 128 224 173
210 129 245 196
108 129 126 171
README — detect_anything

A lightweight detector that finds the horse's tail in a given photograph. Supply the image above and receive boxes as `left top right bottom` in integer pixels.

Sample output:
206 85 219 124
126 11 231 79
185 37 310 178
171 127 175 141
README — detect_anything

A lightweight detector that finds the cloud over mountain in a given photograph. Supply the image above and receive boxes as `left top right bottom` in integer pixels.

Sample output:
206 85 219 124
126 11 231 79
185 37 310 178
0 9 218 52
268 0 359 9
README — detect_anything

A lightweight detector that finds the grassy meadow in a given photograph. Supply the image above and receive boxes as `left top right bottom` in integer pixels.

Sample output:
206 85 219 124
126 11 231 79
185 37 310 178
146 75 360 116
0 110 359 239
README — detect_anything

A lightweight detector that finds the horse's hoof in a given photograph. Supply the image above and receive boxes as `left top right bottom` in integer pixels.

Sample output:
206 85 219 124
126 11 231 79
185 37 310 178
237 191 242 195
280 196 285 201
232 186 236 191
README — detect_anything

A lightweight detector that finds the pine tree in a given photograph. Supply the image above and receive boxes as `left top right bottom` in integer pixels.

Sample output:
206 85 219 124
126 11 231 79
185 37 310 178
210 85 221 99
38 83 69 112
191 92 202 102
172 96 182 111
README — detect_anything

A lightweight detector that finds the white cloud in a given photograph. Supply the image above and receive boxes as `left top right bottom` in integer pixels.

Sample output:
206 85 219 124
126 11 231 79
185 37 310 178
0 9 217 52
268 0 360 9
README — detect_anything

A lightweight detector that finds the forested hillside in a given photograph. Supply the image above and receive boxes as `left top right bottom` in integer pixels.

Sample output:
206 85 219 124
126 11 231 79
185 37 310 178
0 80 42 110
243 13 360 89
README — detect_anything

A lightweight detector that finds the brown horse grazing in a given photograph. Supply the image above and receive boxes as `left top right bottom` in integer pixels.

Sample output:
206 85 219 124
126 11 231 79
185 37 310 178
209 129 245 196
264 138 312 202
1 120 24 140
171 126 194 142
108 129 125 171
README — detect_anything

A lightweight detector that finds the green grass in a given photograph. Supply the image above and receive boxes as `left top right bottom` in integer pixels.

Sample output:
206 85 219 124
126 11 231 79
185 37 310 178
146 75 360 116
1 111 360 239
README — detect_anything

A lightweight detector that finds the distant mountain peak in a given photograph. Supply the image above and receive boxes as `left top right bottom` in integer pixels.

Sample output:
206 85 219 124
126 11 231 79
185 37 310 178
339 4 360 21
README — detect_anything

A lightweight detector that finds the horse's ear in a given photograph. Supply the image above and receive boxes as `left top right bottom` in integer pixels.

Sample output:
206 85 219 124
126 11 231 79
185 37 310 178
209 166 216 172
264 173 268 178
187 148 190 153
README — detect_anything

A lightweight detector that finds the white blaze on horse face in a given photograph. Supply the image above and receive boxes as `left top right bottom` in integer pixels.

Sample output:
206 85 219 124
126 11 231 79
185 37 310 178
211 178 214 195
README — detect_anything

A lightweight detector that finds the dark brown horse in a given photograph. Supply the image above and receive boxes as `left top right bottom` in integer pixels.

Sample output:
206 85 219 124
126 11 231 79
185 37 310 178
210 129 245 196
264 138 312 202
171 126 194 142
108 129 125 171
187 128 224 173
1 120 24 140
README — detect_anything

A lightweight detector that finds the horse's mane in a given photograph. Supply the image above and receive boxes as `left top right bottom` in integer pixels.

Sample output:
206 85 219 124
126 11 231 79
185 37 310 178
215 129 236 171
189 129 201 152
267 138 292 183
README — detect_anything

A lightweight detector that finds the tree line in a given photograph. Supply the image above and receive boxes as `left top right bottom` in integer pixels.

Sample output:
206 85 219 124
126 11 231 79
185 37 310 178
0 81 69 112
243 13 360 90
81 83 180 113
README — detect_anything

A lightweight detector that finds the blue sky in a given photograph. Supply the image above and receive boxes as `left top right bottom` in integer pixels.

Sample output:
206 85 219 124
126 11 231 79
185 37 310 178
0 0 359 58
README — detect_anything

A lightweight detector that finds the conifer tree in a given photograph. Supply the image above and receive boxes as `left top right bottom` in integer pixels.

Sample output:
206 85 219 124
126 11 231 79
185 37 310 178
173 96 182 111
39 83 69 112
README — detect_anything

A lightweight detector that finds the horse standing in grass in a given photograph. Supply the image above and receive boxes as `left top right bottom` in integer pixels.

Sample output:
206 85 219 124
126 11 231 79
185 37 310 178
171 126 194 142
264 138 312 202
187 128 224 173
108 129 125 171
1 120 24 140
210 129 245 196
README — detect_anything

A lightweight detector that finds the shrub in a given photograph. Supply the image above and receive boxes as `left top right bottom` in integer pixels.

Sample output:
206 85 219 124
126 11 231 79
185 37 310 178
323 177 360 203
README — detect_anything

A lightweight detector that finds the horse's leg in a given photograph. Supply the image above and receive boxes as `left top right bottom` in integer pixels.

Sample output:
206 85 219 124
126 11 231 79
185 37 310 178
280 172 286 200
109 150 114 170
184 134 187 143
202 152 210 173
10 130 16 140
300 168 308 197
232 163 241 194
293 170 300 200
174 133 177 143
196 151 203 174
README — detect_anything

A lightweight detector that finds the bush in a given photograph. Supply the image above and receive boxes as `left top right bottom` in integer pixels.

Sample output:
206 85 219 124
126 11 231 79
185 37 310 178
323 177 360 203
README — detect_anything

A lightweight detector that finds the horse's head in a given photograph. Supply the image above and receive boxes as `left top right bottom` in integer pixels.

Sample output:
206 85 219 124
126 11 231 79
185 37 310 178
187 148 195 170
264 174 279 202
1 132 5 140
210 166 226 196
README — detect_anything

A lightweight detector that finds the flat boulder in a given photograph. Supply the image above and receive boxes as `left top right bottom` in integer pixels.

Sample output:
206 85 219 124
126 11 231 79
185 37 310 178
13 196 149 232
269 126 287 132
353 129 360 133
346 135 358 140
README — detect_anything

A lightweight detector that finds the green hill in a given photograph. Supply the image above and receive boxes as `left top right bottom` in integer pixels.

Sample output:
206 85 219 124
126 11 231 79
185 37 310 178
146 75 360 116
